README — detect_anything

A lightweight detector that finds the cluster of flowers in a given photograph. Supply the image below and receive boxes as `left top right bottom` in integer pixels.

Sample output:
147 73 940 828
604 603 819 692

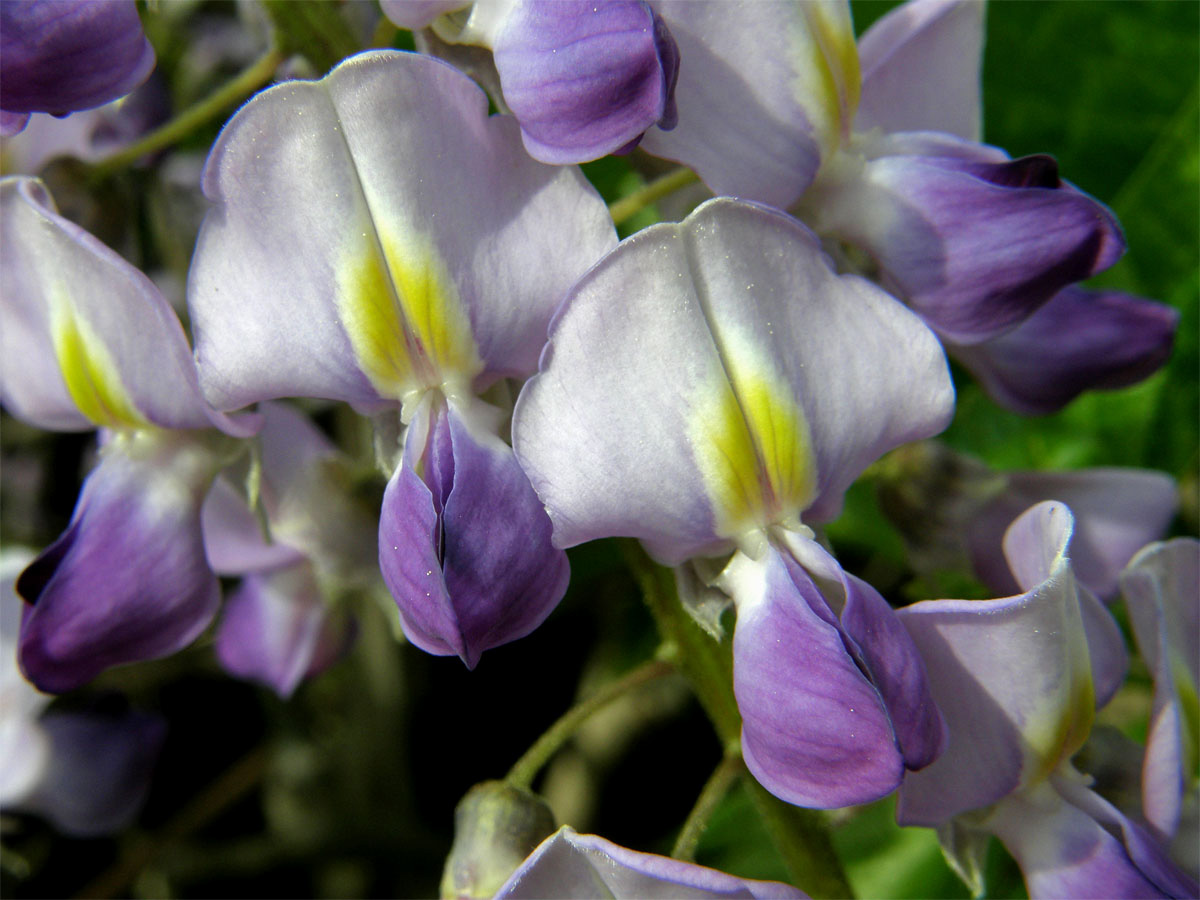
0 0 1195 897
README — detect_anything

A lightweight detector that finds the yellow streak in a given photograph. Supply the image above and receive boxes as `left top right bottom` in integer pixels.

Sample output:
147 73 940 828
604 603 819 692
798 1 861 150
691 364 817 540
337 230 482 400
51 299 148 430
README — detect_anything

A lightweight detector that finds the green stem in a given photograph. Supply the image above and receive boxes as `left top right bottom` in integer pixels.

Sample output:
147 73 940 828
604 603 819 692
89 47 285 181
671 752 744 862
621 541 740 746
505 658 675 791
621 541 854 899
744 777 854 900
608 166 699 227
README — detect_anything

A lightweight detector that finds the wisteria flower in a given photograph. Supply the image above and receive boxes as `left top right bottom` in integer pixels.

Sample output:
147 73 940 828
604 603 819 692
0 175 257 693
637 0 1177 414
876 442 1179 601
514 197 953 807
897 501 1197 899
202 402 374 697
1121 539 1200 846
380 0 680 163
0 0 156 137
187 50 617 668
0 549 165 836
496 826 807 899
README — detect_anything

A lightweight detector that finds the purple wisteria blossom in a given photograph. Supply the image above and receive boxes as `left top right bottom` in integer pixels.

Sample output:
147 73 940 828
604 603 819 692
514 198 953 807
0 0 155 137
1121 539 1200 849
380 0 679 163
202 402 375 698
0 175 257 693
878 442 1180 602
0 550 165 836
897 501 1198 899
636 0 1177 414
496 826 807 899
187 50 617 668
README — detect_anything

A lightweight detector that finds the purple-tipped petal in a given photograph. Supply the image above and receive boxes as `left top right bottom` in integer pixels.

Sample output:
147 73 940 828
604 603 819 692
815 145 1126 344
951 286 1180 415
897 502 1096 825
16 436 223 693
0 176 255 436
1055 773 1200 899
497 826 808 899
216 561 354 698
985 777 1190 900
0 1 155 117
380 401 569 668
202 477 306 575
840 572 946 770
492 1 679 163
727 548 905 809
204 401 379 578
856 0 984 141
251 402 379 580
19 708 164 837
968 467 1178 601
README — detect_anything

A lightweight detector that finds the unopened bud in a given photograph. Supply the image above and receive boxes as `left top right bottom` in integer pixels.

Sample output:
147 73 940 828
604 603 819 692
439 780 556 900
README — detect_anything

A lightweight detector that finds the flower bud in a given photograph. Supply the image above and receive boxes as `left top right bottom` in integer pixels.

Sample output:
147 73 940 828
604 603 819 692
439 780 556 900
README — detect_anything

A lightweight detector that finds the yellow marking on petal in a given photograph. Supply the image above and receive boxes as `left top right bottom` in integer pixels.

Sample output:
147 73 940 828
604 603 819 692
796 0 861 151
691 359 817 541
336 229 482 401
1023 567 1097 786
50 299 148 430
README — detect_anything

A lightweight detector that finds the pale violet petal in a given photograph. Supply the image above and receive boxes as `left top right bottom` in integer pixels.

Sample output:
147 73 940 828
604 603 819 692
856 0 983 140
514 198 952 563
497 826 808 899
0 176 253 436
639 0 855 207
1122 538 1200 840
897 502 1096 825
985 777 1187 900
215 561 354 698
188 50 615 412
968 467 1178 601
